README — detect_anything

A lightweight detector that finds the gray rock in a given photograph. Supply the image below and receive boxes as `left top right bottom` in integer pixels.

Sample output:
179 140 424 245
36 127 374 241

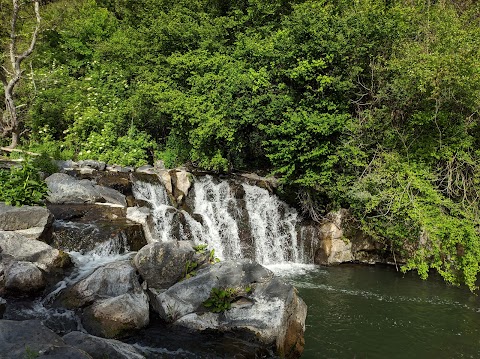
0 319 90 359
78 160 106 171
136 165 156 174
37 346 92 358
62 261 142 308
4 261 46 293
0 203 54 242
106 165 134 173
133 241 196 289
95 185 127 207
63 331 145 359
46 173 103 204
0 297 6 318
154 160 165 170
151 260 307 359
82 292 150 338
54 159 78 171
0 232 71 272
151 261 273 320
46 173 127 207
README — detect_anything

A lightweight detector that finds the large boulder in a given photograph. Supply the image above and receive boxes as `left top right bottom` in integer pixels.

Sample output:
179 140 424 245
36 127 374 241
133 241 197 289
0 319 92 359
58 260 150 339
0 203 54 242
62 261 142 308
46 173 103 204
45 173 126 207
4 261 46 293
63 331 145 359
82 292 150 338
151 260 307 359
0 232 71 272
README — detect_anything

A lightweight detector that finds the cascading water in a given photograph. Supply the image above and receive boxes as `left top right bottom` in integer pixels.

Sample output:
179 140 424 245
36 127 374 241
243 183 303 264
5 222 134 331
132 175 312 265
132 178 176 242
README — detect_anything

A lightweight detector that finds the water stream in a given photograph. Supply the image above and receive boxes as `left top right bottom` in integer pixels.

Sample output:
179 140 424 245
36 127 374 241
132 175 307 264
4 175 480 358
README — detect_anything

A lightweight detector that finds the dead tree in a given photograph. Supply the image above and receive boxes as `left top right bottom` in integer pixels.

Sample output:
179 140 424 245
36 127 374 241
0 0 41 148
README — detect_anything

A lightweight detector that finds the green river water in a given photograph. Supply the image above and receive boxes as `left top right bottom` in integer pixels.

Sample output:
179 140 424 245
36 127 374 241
278 264 480 359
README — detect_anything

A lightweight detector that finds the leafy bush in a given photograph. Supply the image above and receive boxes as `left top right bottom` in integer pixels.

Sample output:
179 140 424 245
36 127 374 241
0 159 48 206
203 287 239 313
78 123 155 167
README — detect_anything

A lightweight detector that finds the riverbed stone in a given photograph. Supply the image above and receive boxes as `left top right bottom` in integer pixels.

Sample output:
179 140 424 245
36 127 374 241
0 319 91 359
0 232 71 272
82 292 150 338
0 202 54 242
63 331 145 359
4 261 46 293
133 241 196 289
62 260 142 308
150 260 306 358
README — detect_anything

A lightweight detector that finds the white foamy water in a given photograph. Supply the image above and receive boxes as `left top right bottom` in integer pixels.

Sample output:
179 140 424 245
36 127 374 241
191 176 243 260
265 263 320 278
132 179 175 242
131 175 315 265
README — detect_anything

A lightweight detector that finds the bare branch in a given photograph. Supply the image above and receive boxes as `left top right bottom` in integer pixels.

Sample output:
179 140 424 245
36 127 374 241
16 0 41 67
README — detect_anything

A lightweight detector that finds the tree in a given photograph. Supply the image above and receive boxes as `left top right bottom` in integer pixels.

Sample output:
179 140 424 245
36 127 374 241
0 0 41 148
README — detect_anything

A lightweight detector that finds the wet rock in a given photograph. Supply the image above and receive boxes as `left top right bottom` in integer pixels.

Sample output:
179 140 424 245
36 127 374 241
0 319 91 359
0 297 6 318
4 261 46 293
37 346 92 358
172 170 192 204
0 232 71 272
82 292 149 339
62 261 142 308
63 331 145 359
152 260 306 359
0 203 54 242
133 241 196 289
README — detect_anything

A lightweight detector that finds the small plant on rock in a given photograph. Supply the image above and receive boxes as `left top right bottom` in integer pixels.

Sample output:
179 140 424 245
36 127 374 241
183 260 198 280
203 287 239 313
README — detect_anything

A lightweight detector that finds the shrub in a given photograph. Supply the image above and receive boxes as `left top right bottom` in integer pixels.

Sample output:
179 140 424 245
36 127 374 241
0 159 48 206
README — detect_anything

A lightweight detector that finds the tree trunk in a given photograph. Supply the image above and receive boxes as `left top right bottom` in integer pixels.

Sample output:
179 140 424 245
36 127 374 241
1 0 41 149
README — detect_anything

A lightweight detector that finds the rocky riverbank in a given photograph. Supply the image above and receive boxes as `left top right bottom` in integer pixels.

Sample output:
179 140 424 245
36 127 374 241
0 160 398 358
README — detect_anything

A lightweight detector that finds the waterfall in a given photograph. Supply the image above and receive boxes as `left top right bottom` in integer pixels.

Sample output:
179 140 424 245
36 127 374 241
132 179 176 242
192 177 243 260
132 175 312 265
243 183 303 264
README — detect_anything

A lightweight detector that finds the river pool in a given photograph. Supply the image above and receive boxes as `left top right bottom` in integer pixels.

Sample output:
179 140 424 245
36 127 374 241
274 264 480 359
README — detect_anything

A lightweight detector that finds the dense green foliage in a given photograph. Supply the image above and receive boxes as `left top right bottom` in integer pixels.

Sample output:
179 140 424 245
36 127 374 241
0 159 48 206
1 0 480 289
